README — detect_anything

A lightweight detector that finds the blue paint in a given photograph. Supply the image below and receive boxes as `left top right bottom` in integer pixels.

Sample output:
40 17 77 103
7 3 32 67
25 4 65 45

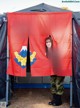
13 83 70 89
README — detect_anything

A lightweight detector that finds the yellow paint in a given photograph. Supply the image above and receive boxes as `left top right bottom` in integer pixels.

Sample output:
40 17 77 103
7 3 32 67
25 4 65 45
14 51 36 66
30 52 36 62
14 52 27 66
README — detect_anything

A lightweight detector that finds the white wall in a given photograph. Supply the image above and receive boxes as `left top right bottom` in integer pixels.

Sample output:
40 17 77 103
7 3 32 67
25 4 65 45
0 0 80 13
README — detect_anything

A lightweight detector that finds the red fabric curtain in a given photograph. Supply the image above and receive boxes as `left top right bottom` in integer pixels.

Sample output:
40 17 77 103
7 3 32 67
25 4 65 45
29 12 72 76
7 12 72 77
7 13 29 76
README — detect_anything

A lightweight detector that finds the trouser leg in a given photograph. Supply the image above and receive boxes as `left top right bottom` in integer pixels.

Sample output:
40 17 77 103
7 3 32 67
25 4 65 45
55 76 65 95
48 75 57 105
49 75 65 106
50 75 65 95
50 75 57 95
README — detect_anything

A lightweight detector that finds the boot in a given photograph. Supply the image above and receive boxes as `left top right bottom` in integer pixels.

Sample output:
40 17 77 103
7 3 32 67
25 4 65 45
52 94 62 106
48 94 56 105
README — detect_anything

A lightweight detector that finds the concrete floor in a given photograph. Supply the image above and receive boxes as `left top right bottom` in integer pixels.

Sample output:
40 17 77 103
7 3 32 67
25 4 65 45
9 88 70 108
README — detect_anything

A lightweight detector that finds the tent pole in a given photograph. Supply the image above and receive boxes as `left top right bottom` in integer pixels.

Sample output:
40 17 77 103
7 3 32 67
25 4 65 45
6 36 9 107
6 75 9 107
70 76 73 108
70 18 74 108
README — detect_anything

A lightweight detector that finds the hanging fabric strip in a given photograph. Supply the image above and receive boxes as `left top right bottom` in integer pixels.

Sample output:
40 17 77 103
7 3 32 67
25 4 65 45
7 13 29 76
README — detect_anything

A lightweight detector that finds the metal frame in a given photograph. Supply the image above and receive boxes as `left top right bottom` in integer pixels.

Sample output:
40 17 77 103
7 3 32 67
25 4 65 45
6 36 9 107
70 18 74 108
70 77 73 108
